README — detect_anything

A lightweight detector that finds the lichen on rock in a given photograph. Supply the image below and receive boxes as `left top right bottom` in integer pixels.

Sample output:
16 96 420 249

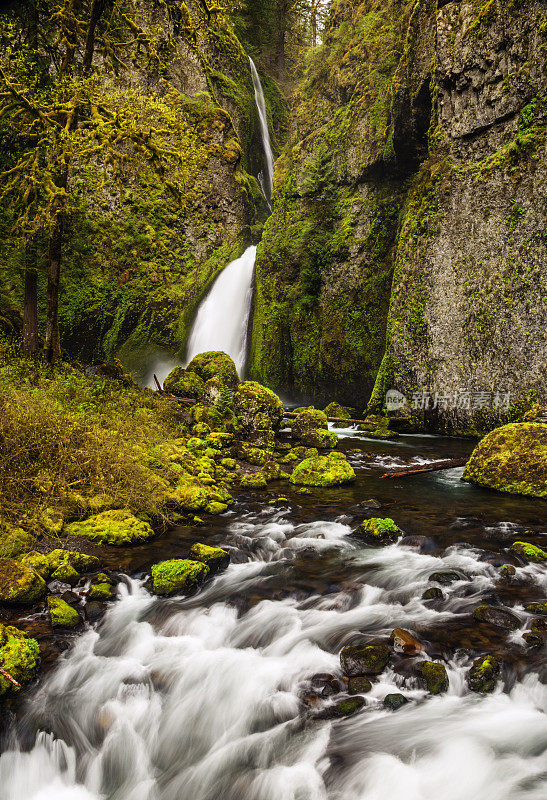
0 559 46 605
150 559 209 596
47 597 80 628
189 543 230 573
290 452 355 487
66 510 156 546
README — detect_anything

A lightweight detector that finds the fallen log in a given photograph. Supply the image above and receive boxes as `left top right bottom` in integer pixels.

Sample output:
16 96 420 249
152 376 197 406
283 411 364 426
379 458 468 479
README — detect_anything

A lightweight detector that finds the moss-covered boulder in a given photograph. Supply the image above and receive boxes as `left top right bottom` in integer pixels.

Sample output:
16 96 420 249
87 573 113 600
18 551 50 579
189 543 230 573
300 428 338 449
462 423 547 498
150 559 209 596
384 693 409 711
419 661 448 694
0 624 40 695
354 517 401 545
237 442 271 465
240 472 268 489
291 408 327 440
525 602 547 615
233 381 284 437
0 559 46 605
347 676 372 694
65 510 155 546
186 351 239 389
47 597 80 628
510 541 547 563
47 549 100 574
324 402 356 422
340 643 390 676
290 452 355 487
472 605 521 630
0 525 34 559
163 367 205 399
467 655 501 693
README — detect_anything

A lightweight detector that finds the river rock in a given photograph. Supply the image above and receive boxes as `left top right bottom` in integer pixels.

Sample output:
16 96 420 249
525 602 547 615
462 423 547 498
163 367 205 399
0 623 40 695
383 693 409 711
186 351 239 390
189 543 230 573
47 597 80 629
87 573 114 600
150 559 209 596
472 605 521 630
290 452 355 487
233 381 284 440
354 518 401 545
66 510 155 546
340 643 390 676
467 655 502 693
422 587 444 601
310 673 342 698
390 628 424 655
523 632 543 649
240 472 268 489
419 661 449 694
428 570 464 585
347 676 372 694
0 559 46 606
316 695 366 719
510 541 547 563
291 408 328 438
530 617 547 638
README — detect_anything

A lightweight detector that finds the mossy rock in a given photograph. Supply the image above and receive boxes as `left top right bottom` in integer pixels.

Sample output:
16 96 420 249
65 510 155 546
18 551 50 579
221 457 237 470
0 559 47 606
47 549 99 574
354 517 400 545
472 605 521 630
0 623 40 695
0 525 34 559
189 543 230 573
324 402 356 422
47 597 80 629
462 423 547 498
233 381 284 435
163 367 205 399
150 559 209 596
186 351 239 389
467 655 501 693
261 461 282 481
291 408 328 441
383 693 409 711
290 453 355 487
87 573 113 600
422 587 444 601
237 442 271 465
419 661 448 694
525 602 547 615
347 676 372 694
51 562 80 584
510 541 547 562
340 642 390 676
40 507 64 535
299 428 338 449
240 473 268 489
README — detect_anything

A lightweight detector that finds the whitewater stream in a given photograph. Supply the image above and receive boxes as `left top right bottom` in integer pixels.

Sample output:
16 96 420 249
1 433 546 800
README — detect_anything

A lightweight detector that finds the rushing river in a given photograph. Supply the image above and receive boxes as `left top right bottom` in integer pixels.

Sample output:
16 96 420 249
1 433 546 799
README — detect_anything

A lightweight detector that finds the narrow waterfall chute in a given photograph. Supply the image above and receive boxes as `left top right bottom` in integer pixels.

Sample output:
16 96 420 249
249 57 275 205
185 245 257 376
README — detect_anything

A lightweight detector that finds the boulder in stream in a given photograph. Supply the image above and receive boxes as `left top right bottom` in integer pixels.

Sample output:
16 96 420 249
472 605 521 630
0 623 40 695
290 452 355 487
510 541 547 563
340 642 390 676
0 559 46 605
186 351 239 390
150 559 209 596
390 628 424 655
467 655 502 693
355 517 401 545
462 422 547 498
383 693 409 711
419 661 449 694
347 676 372 694
66 510 156 546
189 543 230 573
47 597 80 629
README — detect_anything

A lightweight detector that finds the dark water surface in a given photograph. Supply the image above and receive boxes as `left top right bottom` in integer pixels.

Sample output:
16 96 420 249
1 432 546 799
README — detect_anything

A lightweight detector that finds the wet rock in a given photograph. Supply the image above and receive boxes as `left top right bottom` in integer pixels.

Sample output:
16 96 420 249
163 367 205 399
50 562 79 585
472 605 521 630
354 517 401 545
525 602 547 615
523 632 543 649
390 628 424 655
0 559 47 606
449 516 483 530
290 452 355 487
383 693 409 711
47 580 72 595
399 536 438 554
428 571 464 585
422 587 444 601
467 654 502 693
310 673 342 698
84 601 106 622
240 473 268 490
316 695 366 719
462 422 547 499
510 541 547 563
530 617 547 638
499 564 516 579
0 623 40 695
189 543 230 573
347 676 372 694
150 559 209 596
186 351 239 390
66 510 155 546
47 597 80 629
340 643 390 676
87 573 113 601
419 661 449 694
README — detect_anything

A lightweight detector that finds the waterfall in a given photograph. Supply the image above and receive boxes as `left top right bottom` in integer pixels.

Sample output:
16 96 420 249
249 56 275 204
185 245 257 376
183 60 275 379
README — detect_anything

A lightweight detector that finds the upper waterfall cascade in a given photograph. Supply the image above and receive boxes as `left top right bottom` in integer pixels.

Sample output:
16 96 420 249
249 56 275 204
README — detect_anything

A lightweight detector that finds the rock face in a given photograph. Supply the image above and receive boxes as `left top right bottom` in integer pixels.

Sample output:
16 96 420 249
249 0 546 424
463 423 547 498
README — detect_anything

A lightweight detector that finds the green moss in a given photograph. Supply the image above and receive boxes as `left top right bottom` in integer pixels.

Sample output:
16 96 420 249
462 423 547 497
356 517 401 544
65 510 156 546
187 351 240 389
189 543 230 572
420 661 449 694
150 559 209 596
467 654 501 693
291 408 328 439
0 558 46 605
290 452 355 487
18 551 50 579
163 368 205 399
47 597 80 628
0 525 35 559
510 541 547 563
0 623 40 695
87 573 113 600
525 602 547 615
239 472 268 489
340 642 390 676
233 381 284 436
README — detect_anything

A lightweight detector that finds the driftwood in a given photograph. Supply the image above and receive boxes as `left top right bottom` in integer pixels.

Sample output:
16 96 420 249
283 411 364 426
0 668 21 689
379 458 468 479
153 375 197 406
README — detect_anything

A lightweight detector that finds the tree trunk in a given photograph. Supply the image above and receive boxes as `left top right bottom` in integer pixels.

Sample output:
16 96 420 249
43 214 63 363
22 240 39 356
276 1 287 77
83 0 108 73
